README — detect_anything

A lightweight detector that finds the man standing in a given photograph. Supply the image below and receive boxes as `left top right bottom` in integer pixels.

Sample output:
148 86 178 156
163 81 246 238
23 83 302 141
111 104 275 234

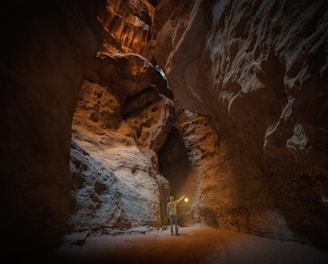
167 195 185 236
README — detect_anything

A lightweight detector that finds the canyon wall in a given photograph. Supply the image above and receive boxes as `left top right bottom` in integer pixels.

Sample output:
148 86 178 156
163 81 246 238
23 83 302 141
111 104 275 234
155 0 328 246
0 0 103 254
69 52 173 233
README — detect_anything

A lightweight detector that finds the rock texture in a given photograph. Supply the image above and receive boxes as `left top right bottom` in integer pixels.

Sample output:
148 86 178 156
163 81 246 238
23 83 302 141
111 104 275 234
70 52 173 233
156 0 328 246
97 0 154 58
1 0 328 256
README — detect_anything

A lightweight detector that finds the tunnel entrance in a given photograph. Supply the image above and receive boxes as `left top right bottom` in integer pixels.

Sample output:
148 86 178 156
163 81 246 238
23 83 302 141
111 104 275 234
158 126 193 227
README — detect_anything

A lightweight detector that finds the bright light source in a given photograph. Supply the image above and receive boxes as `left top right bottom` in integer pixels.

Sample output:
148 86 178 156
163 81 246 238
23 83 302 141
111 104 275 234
184 197 188 202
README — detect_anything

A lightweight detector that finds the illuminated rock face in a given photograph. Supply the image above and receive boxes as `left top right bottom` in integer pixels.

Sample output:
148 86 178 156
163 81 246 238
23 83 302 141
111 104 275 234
70 52 173 230
67 0 175 235
1 0 328 254
97 0 154 57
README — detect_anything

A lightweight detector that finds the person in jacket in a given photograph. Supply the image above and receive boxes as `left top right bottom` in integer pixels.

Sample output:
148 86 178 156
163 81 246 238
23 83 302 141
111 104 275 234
167 194 185 236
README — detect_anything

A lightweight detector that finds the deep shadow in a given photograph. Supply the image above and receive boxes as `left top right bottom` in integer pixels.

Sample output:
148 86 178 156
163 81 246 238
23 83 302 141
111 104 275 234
158 127 192 195
158 127 192 226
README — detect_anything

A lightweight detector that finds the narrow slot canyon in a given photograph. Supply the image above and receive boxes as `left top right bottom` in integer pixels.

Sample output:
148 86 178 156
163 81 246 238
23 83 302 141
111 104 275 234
1 0 328 263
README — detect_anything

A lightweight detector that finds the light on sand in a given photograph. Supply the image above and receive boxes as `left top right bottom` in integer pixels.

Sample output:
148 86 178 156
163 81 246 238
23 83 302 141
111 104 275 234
184 197 188 202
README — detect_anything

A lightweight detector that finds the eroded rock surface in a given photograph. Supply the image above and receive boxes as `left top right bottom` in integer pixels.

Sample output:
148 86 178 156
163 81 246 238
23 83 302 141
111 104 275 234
70 52 173 233
156 0 328 246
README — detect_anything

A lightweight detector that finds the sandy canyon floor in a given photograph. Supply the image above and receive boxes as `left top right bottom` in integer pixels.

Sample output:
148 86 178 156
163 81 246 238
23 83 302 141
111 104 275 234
45 224 328 264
